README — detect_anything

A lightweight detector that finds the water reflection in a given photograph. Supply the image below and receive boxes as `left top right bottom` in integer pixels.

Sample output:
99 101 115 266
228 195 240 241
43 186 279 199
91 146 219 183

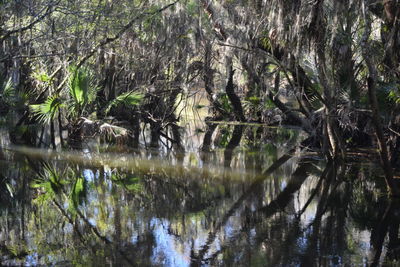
0 123 399 266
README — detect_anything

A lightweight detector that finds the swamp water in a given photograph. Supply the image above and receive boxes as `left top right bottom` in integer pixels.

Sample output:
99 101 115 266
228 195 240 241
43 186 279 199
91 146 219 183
0 120 399 266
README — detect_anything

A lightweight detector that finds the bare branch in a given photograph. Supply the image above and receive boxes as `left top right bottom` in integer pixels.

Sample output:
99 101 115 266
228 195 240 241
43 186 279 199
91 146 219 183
0 2 58 42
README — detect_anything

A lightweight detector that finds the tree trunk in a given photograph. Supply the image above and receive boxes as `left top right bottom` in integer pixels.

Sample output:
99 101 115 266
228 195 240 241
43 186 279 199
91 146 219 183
362 2 400 197
225 66 246 122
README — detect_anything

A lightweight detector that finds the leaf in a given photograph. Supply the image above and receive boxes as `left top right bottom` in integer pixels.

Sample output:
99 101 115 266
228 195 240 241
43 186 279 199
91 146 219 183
264 98 275 109
68 66 97 117
248 96 260 104
5 182 14 197
384 83 400 104
30 95 63 123
0 78 16 106
105 91 143 114
33 71 51 83
69 176 86 211
111 174 143 193
69 67 89 105
31 164 65 203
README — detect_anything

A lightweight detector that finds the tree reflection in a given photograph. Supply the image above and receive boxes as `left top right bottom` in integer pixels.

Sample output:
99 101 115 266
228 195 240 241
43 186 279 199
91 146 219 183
1 129 400 266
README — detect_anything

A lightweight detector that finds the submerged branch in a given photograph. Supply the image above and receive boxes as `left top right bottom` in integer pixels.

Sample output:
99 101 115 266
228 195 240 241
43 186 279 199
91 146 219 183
192 148 296 265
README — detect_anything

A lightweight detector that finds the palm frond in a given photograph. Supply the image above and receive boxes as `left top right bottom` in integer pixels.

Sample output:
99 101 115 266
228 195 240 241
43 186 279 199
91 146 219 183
68 66 98 117
99 122 130 139
30 95 63 123
31 163 65 204
105 91 143 114
338 88 350 103
68 175 86 213
0 78 17 106
69 67 89 105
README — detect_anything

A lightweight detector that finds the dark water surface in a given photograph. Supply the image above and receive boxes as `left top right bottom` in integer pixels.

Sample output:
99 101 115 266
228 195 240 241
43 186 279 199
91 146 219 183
0 121 399 266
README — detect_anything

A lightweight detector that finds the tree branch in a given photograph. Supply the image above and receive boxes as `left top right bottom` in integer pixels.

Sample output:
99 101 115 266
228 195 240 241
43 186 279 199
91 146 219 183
75 0 181 69
0 2 57 42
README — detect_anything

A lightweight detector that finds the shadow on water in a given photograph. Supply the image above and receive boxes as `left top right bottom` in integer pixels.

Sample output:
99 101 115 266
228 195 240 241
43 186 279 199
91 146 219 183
1 122 400 266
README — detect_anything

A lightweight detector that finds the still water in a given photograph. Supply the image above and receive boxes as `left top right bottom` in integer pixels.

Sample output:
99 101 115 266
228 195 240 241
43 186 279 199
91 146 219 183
0 120 399 266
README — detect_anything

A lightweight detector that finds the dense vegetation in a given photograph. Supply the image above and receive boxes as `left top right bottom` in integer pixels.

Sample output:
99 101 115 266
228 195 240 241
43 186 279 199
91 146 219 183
3 1 400 265
1 0 400 193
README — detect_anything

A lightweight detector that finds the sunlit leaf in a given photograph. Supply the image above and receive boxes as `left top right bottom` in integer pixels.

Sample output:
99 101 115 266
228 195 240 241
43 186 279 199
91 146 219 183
30 95 63 123
68 66 98 117
69 176 86 212
0 78 17 107
105 91 143 114
33 71 51 83
69 67 89 106
5 182 14 197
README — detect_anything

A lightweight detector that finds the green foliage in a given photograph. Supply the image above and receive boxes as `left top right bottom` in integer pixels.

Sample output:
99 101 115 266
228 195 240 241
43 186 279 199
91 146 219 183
374 81 399 112
105 91 143 114
69 67 89 105
30 95 63 123
214 126 231 148
275 127 299 144
219 93 233 113
138 5 163 42
68 66 98 118
68 175 86 213
386 83 400 104
242 96 262 118
388 90 400 104
186 0 199 16
0 78 16 107
262 143 277 162
33 71 51 83
111 173 143 193
0 244 29 259
0 172 14 201
259 32 272 51
246 96 261 105
264 98 275 109
31 164 88 214
31 164 65 204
